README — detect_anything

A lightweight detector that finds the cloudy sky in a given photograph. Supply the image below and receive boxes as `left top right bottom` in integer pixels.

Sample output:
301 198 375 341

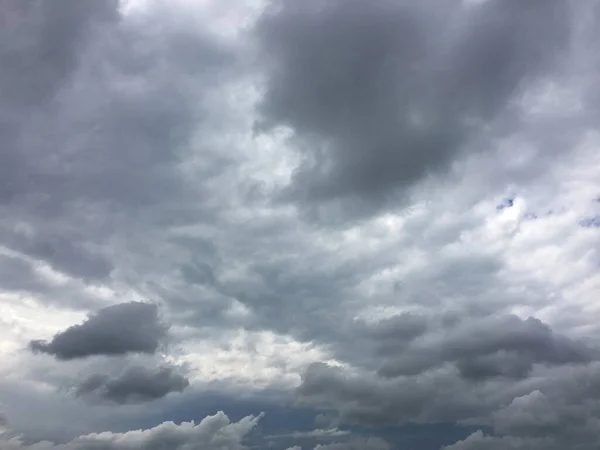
1 0 600 448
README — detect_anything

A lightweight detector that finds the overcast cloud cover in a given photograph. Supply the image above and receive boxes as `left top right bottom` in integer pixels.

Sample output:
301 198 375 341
1 0 600 448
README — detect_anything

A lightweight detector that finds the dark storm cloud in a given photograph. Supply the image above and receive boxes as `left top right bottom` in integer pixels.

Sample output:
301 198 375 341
0 0 238 284
296 313 598 428
377 314 594 380
255 0 569 216
0 0 119 282
29 302 168 360
76 366 189 404
0 0 119 202
442 363 600 450
0 0 118 112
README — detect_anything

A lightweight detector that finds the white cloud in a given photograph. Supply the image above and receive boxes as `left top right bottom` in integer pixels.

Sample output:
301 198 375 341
0 411 261 450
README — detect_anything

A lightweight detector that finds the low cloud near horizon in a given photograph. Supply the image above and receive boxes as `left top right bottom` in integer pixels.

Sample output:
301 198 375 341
1 0 600 449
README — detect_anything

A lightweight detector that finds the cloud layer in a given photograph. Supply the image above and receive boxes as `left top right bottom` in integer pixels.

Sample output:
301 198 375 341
1 0 600 448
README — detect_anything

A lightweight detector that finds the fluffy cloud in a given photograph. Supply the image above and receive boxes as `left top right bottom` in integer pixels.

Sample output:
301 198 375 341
29 302 167 359
313 437 391 450
0 411 262 450
75 365 189 404
283 436 390 450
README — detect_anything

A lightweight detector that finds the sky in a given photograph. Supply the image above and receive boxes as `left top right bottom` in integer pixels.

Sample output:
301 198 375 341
1 0 600 449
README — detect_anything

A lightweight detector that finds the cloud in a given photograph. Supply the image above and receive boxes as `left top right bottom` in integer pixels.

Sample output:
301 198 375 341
296 335 600 448
269 429 349 440
254 0 570 218
441 430 554 450
29 302 168 360
283 436 391 450
0 0 240 286
0 411 262 450
313 437 391 450
75 365 189 404
1 0 600 448
296 314 598 426
376 313 594 379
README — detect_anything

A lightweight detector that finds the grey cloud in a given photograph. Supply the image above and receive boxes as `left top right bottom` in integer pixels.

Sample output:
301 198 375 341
313 436 391 450
10 233 112 281
0 0 118 114
255 0 569 218
0 0 119 203
296 361 510 427
284 436 391 450
0 0 239 285
0 252 54 294
360 313 428 343
356 313 429 357
268 428 350 441
442 430 555 450
0 411 262 450
491 390 563 437
296 314 598 427
471 364 600 450
76 365 189 404
376 314 594 380
29 302 167 360
1 0 599 448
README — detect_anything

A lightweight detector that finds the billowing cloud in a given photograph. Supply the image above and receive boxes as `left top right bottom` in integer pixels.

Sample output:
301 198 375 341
29 302 167 360
296 343 600 448
255 0 570 218
296 324 599 428
375 313 594 379
75 365 189 404
442 430 553 450
283 436 391 450
0 411 262 450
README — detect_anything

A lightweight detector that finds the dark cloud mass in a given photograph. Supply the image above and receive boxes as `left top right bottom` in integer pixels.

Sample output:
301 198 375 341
0 0 237 283
255 0 569 216
376 313 594 379
76 365 189 404
29 302 167 359
1 0 600 449
295 313 599 429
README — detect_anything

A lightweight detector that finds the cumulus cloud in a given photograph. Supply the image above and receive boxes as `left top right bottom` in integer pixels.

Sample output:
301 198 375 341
441 430 554 450
375 313 595 379
296 328 598 428
29 302 168 360
313 437 391 450
283 436 390 450
0 411 262 450
296 337 600 448
75 365 189 404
